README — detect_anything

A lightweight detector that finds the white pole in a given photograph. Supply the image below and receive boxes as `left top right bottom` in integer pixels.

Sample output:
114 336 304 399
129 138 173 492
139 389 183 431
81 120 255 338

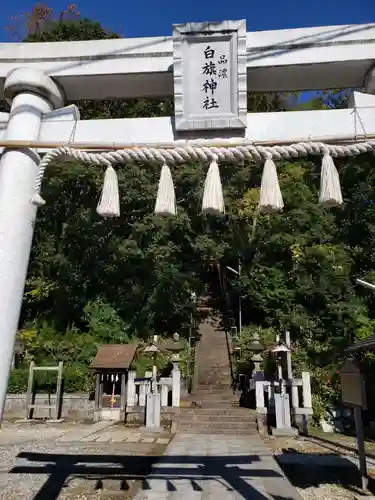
0 68 64 424
285 330 293 380
356 279 375 292
0 132 374 151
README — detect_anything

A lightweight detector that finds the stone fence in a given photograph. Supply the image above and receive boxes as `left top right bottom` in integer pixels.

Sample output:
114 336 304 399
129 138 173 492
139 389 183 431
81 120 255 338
4 374 189 421
255 372 313 433
5 393 94 420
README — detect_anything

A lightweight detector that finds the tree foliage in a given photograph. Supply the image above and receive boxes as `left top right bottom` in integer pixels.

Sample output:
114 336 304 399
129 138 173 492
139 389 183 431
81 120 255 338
3 5 375 419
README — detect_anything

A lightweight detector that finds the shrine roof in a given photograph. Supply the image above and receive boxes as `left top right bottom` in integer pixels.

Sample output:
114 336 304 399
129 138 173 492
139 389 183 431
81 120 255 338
346 335 375 353
90 344 139 371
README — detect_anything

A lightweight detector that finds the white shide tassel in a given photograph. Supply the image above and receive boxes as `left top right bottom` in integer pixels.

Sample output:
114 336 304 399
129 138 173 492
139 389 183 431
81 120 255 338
154 164 177 215
319 152 343 208
202 158 225 214
96 165 120 218
31 193 46 207
258 156 284 213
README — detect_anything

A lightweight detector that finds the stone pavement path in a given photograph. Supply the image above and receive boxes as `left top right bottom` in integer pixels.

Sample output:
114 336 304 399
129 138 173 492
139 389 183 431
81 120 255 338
134 433 303 500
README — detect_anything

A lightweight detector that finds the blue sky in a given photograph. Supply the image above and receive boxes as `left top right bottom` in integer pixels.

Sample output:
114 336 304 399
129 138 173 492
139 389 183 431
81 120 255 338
0 0 374 42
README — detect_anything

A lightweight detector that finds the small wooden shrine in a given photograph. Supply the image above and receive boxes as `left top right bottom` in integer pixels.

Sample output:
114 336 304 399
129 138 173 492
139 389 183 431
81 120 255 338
90 343 139 421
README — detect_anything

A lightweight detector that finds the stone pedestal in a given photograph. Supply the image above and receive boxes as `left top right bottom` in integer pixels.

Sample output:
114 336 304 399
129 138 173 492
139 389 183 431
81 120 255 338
172 360 180 408
94 407 124 422
146 393 161 429
161 383 169 407
272 393 298 437
126 370 136 407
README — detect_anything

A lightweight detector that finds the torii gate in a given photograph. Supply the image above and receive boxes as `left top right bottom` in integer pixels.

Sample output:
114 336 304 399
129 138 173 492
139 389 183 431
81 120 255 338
1 20 375 421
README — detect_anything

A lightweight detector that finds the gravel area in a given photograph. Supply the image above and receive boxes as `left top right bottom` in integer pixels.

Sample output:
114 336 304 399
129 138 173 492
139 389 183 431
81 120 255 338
0 422 170 499
262 432 375 499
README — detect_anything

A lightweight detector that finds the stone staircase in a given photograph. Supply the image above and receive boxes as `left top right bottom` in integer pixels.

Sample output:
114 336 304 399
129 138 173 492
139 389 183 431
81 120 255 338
175 302 257 435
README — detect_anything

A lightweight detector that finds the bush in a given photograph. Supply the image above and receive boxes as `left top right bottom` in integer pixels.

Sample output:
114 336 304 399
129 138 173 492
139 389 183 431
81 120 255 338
63 366 94 392
8 365 94 394
7 368 29 393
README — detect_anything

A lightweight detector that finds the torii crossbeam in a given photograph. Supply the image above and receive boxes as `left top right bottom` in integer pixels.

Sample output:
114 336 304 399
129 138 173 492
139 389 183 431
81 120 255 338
1 21 375 422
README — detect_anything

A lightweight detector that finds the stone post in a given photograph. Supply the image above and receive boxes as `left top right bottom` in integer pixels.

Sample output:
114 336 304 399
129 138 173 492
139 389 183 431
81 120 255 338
139 384 146 407
140 371 151 408
255 380 265 411
120 372 126 410
171 356 181 408
160 379 170 407
302 372 312 409
126 370 136 407
0 68 65 423
302 371 312 434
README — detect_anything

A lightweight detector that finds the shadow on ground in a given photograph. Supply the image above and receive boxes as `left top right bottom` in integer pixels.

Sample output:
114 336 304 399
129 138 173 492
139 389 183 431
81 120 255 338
277 449 375 496
11 452 289 499
309 432 375 460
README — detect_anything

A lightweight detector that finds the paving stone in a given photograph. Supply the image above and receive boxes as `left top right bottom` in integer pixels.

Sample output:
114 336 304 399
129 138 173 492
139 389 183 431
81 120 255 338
58 421 114 442
156 438 170 444
95 432 113 442
110 433 127 443
141 437 156 443
79 433 101 442
124 436 141 443
134 433 302 500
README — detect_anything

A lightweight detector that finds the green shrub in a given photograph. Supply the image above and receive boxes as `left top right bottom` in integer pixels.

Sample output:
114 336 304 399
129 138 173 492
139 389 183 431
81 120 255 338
8 365 94 394
63 366 94 392
8 368 29 393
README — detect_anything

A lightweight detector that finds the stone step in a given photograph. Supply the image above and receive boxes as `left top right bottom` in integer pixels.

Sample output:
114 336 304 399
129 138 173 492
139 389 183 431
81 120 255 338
193 397 239 403
177 421 257 430
177 429 257 435
198 382 231 388
176 424 258 434
179 408 254 415
196 386 232 391
189 396 237 403
196 386 233 390
177 414 256 423
198 372 230 376
194 397 237 402
193 402 240 409
198 371 230 376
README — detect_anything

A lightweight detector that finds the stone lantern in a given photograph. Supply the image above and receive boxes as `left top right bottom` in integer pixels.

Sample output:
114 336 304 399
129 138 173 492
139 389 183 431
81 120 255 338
271 341 292 388
248 332 264 378
143 333 184 407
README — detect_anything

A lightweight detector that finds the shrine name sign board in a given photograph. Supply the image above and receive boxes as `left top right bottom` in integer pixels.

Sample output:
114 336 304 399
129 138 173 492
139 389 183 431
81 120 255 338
340 358 367 409
173 20 247 131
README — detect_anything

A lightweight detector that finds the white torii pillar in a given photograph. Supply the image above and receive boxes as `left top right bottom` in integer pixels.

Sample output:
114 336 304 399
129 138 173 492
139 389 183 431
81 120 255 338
0 68 65 423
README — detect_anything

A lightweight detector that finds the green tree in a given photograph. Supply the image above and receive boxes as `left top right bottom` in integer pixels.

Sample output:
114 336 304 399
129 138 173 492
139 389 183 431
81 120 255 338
6 5 375 424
